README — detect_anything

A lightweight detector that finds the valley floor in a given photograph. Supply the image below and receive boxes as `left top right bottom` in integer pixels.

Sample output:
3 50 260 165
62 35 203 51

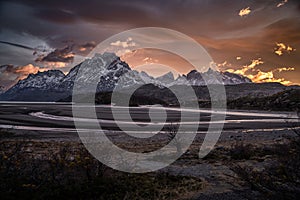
0 103 299 199
1 126 300 199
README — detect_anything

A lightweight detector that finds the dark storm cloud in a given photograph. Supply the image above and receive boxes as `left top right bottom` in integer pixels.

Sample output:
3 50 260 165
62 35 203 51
34 41 96 64
3 0 161 24
76 42 96 53
33 8 78 24
36 45 74 63
78 42 95 49
0 0 299 85
0 65 16 89
0 65 17 74
2 0 299 41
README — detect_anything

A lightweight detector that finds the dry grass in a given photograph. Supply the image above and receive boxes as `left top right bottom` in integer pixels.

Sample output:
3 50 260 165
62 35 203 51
0 139 204 200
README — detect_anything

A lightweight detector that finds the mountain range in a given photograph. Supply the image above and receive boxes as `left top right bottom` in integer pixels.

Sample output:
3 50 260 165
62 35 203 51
0 52 296 102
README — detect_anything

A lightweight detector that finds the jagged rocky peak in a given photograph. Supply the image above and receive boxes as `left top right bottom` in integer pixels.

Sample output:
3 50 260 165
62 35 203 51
157 72 175 81
186 69 204 84
222 71 252 84
140 71 150 77
156 72 176 86
185 68 252 85
28 70 65 79
173 74 189 85
0 53 255 101
188 68 216 75
101 52 119 64
60 52 132 91
0 69 67 101
83 52 130 70
71 52 136 92
16 70 65 89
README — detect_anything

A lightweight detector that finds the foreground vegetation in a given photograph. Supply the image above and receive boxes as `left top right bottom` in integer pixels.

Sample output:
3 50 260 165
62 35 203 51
1 126 300 199
227 89 300 111
0 136 203 200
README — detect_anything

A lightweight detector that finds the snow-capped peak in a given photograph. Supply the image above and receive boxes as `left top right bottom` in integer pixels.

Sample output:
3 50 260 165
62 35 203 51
13 70 65 90
185 68 252 85
0 53 253 101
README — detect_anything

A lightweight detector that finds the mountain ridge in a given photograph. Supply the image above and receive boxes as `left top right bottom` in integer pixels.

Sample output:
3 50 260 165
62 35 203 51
1 52 294 102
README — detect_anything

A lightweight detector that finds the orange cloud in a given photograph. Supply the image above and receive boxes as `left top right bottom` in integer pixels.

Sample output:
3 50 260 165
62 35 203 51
247 70 292 85
239 7 251 17
274 67 295 72
274 42 295 56
76 42 96 53
110 37 136 48
142 57 159 64
226 59 264 74
277 0 288 8
42 62 67 68
225 59 295 85
0 64 53 89
214 61 230 69
14 64 49 80
79 47 87 52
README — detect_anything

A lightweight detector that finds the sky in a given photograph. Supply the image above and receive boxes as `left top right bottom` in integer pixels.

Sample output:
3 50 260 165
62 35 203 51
0 0 300 89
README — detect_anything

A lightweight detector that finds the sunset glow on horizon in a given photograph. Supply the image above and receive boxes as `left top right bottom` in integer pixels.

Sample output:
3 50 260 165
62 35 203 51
0 0 299 88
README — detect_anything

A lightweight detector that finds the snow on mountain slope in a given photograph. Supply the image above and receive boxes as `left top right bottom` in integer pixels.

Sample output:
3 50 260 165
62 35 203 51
0 52 253 101
0 70 66 101
72 52 159 92
13 70 65 90
186 68 252 86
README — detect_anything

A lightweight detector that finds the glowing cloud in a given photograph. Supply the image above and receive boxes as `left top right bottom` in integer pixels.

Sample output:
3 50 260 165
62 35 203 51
77 42 96 53
274 67 295 72
142 57 159 64
227 59 264 75
236 56 242 60
274 42 295 56
13 64 54 80
0 64 52 88
35 46 74 63
42 62 67 68
248 70 293 85
239 7 251 17
225 59 294 85
14 64 45 75
217 61 229 68
110 37 136 48
277 0 288 8
275 50 283 56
